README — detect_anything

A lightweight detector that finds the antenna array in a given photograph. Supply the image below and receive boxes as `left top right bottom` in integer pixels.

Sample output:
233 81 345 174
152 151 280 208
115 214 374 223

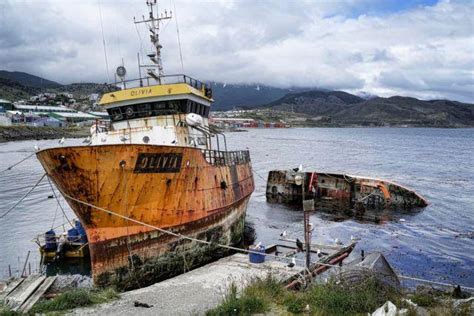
134 0 172 84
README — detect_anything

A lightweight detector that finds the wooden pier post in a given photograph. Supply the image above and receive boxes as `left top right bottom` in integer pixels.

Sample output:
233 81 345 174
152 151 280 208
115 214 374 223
21 251 30 277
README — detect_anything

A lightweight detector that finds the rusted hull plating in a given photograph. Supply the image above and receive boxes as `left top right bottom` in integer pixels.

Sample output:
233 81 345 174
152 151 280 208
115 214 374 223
266 170 427 212
36 144 254 289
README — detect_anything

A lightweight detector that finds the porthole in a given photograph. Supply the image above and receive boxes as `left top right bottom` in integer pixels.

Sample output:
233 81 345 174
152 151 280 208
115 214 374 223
126 107 134 117
143 136 150 143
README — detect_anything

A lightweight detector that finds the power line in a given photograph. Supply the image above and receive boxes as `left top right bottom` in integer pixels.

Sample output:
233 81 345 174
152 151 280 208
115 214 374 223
98 0 111 84
173 0 185 73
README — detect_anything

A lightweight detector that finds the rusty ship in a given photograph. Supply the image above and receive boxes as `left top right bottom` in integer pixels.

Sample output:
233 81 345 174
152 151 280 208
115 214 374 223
267 169 427 220
36 1 254 289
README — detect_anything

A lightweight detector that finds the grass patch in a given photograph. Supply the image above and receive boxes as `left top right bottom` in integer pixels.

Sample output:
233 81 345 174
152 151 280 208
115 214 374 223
304 277 401 315
206 276 282 316
0 303 21 316
29 288 118 314
410 292 438 307
207 275 402 315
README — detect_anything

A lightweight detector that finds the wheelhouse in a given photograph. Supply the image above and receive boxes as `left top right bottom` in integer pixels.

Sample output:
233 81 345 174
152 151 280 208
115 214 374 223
92 74 218 150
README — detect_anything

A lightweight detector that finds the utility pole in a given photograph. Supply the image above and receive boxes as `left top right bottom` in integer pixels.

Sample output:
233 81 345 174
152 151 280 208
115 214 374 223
302 173 314 271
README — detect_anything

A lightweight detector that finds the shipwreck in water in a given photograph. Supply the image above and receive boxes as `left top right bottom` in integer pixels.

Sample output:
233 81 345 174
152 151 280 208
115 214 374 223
266 169 428 217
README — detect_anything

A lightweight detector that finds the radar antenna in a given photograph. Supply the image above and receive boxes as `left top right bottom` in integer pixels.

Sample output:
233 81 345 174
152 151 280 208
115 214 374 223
134 0 172 84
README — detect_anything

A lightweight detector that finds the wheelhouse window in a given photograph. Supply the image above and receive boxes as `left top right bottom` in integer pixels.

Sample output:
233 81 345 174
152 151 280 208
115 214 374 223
106 99 210 122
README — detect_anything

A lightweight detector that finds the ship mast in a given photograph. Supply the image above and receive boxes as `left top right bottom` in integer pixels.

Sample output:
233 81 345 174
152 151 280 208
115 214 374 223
134 0 172 84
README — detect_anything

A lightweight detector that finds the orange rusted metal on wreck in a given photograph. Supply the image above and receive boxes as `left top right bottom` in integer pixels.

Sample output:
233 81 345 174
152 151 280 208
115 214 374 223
267 169 427 215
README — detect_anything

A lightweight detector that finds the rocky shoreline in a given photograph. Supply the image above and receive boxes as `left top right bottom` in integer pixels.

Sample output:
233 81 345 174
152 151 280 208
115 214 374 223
0 126 89 143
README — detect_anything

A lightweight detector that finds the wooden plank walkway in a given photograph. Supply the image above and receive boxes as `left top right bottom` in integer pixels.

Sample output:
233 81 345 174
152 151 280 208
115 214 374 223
0 278 24 302
19 276 57 313
6 275 45 310
1 274 57 312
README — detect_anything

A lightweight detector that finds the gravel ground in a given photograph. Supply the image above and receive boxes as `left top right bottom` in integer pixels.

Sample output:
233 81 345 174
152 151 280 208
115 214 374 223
69 254 299 316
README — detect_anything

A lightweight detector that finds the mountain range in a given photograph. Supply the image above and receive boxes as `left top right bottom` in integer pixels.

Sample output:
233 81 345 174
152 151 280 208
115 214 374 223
0 71 112 101
260 90 474 127
1 70 472 127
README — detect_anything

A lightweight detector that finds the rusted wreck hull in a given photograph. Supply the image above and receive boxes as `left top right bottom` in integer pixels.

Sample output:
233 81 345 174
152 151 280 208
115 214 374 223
266 170 427 212
36 144 254 289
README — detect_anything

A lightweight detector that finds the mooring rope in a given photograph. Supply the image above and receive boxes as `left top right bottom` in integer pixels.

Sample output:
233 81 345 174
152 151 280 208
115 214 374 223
52 187 474 292
55 187 304 263
46 176 74 228
121 167 140 284
0 173 46 219
397 275 474 291
253 169 267 181
0 152 36 175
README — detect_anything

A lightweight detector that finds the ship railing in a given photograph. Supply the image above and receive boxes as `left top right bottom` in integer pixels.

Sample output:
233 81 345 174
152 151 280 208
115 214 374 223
110 74 212 98
202 150 250 166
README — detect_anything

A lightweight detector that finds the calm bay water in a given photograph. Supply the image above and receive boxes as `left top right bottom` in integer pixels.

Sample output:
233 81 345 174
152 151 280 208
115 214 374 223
0 128 473 287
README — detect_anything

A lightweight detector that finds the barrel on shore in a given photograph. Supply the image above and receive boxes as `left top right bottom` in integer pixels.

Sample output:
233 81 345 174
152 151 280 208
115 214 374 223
44 230 57 251
249 245 266 263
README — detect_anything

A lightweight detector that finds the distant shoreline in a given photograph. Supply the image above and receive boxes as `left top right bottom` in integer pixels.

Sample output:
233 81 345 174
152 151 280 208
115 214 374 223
0 126 89 143
1 125 471 143
293 124 474 128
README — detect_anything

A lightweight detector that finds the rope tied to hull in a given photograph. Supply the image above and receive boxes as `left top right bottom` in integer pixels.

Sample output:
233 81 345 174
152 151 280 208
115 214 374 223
0 152 36 175
51 187 474 293
46 175 74 228
0 173 46 219
55 186 299 261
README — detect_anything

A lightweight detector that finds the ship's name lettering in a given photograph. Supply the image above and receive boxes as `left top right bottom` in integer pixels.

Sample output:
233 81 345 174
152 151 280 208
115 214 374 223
131 88 152 97
134 153 183 173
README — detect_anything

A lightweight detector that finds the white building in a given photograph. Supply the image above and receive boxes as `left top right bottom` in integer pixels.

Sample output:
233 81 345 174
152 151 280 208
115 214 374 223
0 112 12 126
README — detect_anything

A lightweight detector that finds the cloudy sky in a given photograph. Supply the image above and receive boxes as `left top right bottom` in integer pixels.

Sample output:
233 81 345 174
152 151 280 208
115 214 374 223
1 0 473 102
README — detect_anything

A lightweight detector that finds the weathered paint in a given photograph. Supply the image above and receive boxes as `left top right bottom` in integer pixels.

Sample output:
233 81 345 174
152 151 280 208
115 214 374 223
36 144 254 289
100 83 212 105
266 170 427 212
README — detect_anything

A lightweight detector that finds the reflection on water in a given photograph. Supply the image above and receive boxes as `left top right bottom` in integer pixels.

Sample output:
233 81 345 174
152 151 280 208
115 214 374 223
44 258 91 277
0 128 473 287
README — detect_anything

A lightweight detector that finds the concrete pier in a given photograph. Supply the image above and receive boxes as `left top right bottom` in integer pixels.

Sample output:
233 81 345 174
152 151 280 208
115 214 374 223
70 254 301 315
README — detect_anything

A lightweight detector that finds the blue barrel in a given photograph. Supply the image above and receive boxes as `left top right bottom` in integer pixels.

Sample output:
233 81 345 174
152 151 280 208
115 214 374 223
67 227 80 242
44 230 57 251
75 221 88 243
249 245 266 263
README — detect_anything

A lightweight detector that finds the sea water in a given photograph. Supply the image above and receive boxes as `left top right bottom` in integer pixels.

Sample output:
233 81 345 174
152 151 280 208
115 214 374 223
0 128 472 287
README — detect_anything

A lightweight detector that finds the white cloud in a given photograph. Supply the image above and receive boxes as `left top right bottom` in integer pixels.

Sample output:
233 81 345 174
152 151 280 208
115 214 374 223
0 0 473 102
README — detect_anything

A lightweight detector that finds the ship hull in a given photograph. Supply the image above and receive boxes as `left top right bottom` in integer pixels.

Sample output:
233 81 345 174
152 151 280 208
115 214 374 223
36 144 254 289
267 170 427 216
